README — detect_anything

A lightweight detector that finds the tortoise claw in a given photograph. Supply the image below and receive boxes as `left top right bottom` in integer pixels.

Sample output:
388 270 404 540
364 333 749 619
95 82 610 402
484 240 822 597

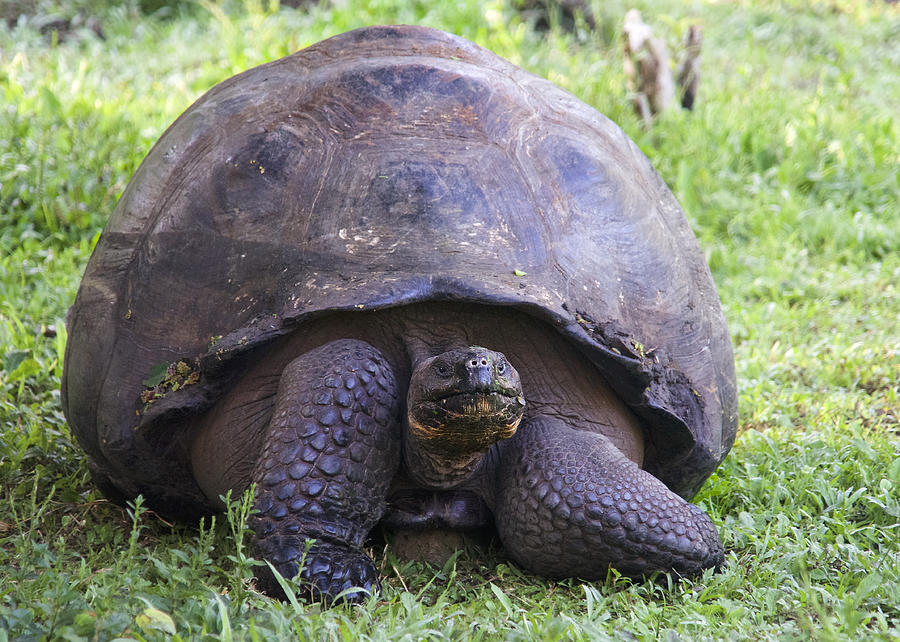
255 538 379 604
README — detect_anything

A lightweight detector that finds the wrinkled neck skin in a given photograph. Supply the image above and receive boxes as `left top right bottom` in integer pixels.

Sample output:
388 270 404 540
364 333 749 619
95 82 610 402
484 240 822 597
401 427 492 490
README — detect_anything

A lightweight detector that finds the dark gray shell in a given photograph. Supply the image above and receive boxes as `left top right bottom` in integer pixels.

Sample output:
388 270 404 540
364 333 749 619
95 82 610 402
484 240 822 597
62 25 737 515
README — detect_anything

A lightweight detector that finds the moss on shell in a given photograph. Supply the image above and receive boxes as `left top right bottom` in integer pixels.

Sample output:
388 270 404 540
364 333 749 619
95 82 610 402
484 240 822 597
140 359 200 407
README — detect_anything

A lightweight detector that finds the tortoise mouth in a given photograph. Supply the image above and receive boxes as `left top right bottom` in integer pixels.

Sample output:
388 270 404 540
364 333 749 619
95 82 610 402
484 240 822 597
410 389 525 449
431 390 520 416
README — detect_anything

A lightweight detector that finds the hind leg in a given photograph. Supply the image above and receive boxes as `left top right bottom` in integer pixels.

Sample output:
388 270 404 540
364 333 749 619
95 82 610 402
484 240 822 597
492 417 723 579
250 339 401 602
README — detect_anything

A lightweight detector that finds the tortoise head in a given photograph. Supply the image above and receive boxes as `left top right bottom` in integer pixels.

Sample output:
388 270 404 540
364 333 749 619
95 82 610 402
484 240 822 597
407 346 525 456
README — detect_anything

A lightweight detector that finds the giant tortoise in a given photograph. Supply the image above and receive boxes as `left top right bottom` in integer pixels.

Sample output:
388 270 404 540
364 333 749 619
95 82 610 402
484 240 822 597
62 25 737 601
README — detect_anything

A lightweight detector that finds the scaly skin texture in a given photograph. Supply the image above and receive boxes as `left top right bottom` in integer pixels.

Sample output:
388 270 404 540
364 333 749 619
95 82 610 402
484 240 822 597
246 335 723 603
492 417 724 579
250 340 401 601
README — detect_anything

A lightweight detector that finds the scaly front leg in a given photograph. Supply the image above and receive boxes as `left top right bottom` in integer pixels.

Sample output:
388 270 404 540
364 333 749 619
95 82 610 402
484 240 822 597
250 340 401 602
492 417 724 579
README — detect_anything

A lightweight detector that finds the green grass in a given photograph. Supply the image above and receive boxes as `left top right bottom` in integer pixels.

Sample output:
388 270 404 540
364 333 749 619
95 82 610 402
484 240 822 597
1 0 898 639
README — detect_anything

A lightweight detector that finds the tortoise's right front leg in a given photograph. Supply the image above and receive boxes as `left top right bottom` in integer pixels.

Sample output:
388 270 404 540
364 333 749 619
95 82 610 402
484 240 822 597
250 339 401 602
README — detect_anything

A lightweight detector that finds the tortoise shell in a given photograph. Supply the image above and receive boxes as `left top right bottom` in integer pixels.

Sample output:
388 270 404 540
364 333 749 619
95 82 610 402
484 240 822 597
62 25 737 515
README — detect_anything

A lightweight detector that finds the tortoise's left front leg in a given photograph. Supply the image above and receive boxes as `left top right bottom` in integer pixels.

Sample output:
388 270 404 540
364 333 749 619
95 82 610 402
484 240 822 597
490 417 724 580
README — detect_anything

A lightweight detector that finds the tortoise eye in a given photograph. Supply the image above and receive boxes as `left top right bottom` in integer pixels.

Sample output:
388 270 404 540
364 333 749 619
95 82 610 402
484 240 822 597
433 361 451 377
496 362 506 375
